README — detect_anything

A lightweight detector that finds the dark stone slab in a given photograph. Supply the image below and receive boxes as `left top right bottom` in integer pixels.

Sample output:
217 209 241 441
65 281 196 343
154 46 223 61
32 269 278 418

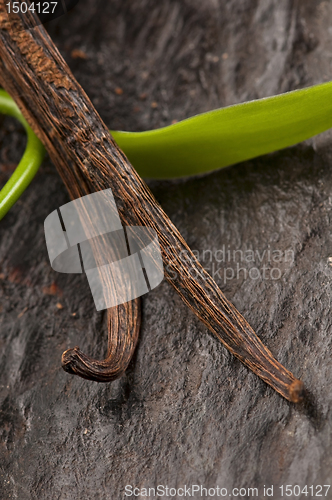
1 0 332 498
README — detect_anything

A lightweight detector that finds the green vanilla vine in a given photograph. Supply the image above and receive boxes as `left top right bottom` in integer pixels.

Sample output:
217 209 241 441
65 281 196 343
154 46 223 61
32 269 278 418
2 80 332 220
0 88 45 219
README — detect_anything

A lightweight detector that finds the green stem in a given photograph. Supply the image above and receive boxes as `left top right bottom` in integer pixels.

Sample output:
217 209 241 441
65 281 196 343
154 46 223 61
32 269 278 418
0 89 45 221
3 80 332 218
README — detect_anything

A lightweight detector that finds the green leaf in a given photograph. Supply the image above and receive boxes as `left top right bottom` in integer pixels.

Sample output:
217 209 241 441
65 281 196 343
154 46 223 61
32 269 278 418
112 81 332 178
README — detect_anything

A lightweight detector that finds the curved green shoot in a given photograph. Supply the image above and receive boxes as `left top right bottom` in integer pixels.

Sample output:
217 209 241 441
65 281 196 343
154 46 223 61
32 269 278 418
2 80 332 218
112 81 332 178
0 89 45 221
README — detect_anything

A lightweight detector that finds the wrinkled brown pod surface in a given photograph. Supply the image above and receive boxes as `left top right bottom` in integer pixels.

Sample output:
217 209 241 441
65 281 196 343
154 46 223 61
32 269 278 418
56 179 142 382
0 1 304 402
62 298 141 382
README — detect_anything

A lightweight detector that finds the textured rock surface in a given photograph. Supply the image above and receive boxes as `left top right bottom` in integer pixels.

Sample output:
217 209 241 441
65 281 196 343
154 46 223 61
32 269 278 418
1 0 332 498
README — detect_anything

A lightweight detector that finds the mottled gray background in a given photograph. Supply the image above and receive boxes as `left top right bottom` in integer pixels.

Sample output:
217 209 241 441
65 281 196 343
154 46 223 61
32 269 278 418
1 0 332 498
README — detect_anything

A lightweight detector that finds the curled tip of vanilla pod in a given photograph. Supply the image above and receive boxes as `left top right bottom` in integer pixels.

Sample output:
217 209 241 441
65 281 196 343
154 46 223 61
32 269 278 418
61 300 140 382
61 346 125 382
